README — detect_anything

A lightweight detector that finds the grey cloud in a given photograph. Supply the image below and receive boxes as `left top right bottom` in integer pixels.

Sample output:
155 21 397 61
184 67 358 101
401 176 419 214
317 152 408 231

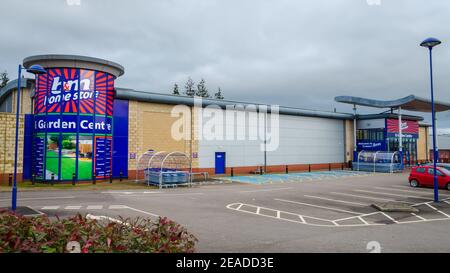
1 0 450 127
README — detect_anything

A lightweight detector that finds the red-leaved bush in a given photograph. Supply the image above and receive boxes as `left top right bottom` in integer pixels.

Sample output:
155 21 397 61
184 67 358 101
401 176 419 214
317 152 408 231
0 209 197 253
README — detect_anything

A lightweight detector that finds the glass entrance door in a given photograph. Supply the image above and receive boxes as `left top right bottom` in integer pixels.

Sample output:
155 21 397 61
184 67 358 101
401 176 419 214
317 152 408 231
387 137 417 166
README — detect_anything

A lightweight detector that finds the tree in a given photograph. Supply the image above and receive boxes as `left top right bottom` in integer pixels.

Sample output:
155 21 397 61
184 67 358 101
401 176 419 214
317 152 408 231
184 77 195 97
195 78 210 98
0 71 9 89
172 83 180 95
214 87 224 99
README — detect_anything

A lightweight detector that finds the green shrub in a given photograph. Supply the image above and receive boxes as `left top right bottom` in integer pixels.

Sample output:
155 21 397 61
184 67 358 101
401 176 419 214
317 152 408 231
0 209 197 253
61 139 75 150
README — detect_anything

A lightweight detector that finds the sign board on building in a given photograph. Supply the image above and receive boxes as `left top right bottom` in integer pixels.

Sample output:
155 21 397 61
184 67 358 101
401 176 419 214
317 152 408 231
386 119 419 138
33 68 115 181
357 141 386 151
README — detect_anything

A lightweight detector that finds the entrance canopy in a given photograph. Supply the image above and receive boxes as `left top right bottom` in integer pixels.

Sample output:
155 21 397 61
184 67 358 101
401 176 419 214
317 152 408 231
335 95 450 112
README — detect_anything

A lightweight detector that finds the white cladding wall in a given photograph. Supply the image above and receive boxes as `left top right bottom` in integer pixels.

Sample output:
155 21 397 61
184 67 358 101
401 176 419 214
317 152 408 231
357 119 385 130
267 114 345 165
197 108 345 168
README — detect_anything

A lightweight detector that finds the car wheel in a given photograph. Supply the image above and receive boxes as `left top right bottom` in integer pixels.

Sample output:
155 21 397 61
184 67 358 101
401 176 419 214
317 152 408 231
447 183 450 191
410 180 419 188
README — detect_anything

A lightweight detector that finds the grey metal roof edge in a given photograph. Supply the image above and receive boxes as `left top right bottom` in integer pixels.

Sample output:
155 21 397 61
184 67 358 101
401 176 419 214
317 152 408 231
356 113 424 121
0 78 33 105
335 95 415 108
335 94 450 112
23 54 125 77
115 88 354 120
419 122 431 127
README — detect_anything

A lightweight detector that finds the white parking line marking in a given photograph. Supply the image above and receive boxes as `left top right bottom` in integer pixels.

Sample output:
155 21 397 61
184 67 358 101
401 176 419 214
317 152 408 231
380 212 399 223
391 185 431 190
274 198 363 215
329 192 412 203
358 216 369 225
227 203 334 226
303 195 369 206
41 206 60 210
374 187 450 197
298 215 305 223
334 212 380 222
108 205 128 209
354 190 432 200
0 196 75 202
392 185 449 193
125 206 159 217
65 206 82 210
86 205 103 210
101 191 161 194
118 193 205 197
424 203 450 218
239 187 293 193
437 211 450 218
425 203 438 210
411 213 426 221
227 203 384 227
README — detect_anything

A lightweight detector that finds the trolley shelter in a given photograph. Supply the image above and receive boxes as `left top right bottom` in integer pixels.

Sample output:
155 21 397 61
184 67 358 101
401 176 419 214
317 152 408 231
335 95 450 171
136 150 192 188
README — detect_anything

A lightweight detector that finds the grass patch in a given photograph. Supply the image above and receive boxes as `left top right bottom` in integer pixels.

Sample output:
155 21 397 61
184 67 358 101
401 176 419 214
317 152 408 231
45 150 92 180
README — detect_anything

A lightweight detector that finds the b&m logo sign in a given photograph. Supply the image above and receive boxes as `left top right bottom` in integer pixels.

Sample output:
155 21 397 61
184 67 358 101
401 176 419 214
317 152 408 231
33 68 115 134
386 119 419 138
34 68 114 116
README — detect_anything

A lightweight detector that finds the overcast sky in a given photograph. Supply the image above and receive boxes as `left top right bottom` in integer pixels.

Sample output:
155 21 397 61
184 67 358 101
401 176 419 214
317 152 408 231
1 0 450 129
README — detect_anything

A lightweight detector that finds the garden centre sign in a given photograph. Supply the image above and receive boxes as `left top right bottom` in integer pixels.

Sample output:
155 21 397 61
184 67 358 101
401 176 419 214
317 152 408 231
32 67 115 181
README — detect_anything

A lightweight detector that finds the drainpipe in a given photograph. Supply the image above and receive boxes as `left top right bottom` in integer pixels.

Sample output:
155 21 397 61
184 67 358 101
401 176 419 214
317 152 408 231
263 108 267 173
426 126 429 162
353 104 357 162
398 107 403 167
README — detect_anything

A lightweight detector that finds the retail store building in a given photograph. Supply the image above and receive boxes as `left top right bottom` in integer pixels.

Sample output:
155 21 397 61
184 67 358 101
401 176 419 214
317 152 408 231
0 55 444 183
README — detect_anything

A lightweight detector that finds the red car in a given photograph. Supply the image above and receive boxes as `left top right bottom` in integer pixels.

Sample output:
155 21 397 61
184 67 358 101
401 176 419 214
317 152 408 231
409 166 450 190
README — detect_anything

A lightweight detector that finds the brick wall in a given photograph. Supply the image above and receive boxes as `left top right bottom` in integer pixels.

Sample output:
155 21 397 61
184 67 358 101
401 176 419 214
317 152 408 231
127 101 198 172
0 86 32 184
0 112 25 184
417 126 430 161
344 119 355 162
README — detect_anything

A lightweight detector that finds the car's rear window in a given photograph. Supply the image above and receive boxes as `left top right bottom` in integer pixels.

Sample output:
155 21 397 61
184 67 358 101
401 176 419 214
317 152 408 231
415 167 426 173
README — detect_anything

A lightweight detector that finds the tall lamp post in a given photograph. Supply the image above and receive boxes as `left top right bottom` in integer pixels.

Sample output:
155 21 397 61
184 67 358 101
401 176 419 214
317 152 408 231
11 64 46 211
420 37 441 203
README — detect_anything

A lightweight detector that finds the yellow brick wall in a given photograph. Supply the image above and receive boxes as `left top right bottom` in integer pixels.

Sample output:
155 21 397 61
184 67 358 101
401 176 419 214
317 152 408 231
344 119 355 162
128 101 198 171
0 112 25 181
417 125 430 161
10 88 33 114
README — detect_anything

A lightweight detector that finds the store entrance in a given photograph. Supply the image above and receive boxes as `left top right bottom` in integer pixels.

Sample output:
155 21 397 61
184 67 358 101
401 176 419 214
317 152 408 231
387 137 418 165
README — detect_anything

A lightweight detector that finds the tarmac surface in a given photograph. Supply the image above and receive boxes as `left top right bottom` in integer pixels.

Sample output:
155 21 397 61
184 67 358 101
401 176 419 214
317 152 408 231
2 171 450 253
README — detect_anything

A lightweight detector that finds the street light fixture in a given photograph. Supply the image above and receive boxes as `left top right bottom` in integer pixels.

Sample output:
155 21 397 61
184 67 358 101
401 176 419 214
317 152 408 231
420 37 441 203
11 63 46 211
